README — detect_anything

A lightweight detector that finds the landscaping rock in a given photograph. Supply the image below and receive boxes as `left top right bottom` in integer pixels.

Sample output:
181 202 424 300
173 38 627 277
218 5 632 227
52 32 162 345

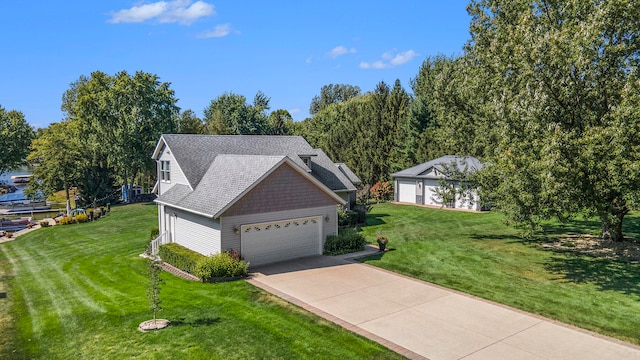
138 319 170 332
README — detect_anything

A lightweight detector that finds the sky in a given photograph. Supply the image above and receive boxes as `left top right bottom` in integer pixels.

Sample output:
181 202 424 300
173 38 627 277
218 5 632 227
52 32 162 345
1 1 472 129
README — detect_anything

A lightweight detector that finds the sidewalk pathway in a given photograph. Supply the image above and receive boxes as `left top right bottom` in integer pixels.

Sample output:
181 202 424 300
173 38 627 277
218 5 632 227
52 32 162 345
248 253 640 360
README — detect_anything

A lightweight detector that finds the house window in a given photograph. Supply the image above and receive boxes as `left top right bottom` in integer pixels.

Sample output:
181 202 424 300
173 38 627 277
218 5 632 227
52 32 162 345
300 156 311 169
160 160 171 182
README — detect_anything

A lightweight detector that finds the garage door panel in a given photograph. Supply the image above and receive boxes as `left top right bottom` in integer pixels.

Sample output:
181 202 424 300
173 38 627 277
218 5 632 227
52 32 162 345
241 216 321 266
398 180 416 203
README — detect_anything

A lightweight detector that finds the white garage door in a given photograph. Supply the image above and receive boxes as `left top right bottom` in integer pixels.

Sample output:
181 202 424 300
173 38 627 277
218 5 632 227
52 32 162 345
241 216 322 266
398 180 416 203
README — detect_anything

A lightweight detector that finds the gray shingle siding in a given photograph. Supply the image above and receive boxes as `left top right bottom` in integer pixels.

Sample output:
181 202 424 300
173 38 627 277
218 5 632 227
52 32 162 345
222 163 338 217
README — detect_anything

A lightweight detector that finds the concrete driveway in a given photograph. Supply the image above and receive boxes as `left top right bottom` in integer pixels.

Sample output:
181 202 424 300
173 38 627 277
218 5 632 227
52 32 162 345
248 254 640 360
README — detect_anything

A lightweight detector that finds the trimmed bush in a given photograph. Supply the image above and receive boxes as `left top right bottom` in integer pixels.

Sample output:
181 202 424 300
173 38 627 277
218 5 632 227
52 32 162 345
39 221 50 227
194 251 249 282
58 216 73 225
323 228 366 255
158 243 206 274
75 214 89 223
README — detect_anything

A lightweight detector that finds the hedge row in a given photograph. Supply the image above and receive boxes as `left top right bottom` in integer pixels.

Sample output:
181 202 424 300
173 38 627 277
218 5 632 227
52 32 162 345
158 242 205 275
158 243 249 281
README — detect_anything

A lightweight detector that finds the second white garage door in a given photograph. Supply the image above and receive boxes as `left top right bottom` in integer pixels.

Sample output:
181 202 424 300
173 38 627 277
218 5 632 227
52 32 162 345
398 180 417 203
241 216 322 266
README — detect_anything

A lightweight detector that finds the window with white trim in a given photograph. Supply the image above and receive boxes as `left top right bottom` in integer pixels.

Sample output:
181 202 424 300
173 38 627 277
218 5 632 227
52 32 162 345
160 160 171 182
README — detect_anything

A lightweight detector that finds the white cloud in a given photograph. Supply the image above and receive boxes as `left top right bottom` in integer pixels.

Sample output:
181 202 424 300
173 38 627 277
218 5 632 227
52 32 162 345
359 61 387 69
328 45 356 58
109 0 215 25
306 56 313 64
360 49 418 70
198 23 231 38
289 108 301 115
390 50 418 66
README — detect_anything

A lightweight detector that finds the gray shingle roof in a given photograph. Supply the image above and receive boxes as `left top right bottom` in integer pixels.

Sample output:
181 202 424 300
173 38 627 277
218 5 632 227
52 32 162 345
336 163 361 185
310 149 356 192
391 155 483 179
154 135 355 217
157 155 286 217
157 134 354 191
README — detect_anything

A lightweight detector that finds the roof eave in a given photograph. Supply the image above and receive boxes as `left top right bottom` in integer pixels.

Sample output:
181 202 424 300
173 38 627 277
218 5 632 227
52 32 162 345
154 198 215 218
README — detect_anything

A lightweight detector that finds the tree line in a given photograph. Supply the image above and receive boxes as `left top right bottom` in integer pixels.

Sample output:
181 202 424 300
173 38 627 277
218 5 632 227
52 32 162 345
1 0 638 242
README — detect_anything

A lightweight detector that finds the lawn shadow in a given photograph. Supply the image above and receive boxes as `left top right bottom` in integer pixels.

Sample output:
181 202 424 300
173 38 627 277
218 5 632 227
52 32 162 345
541 219 602 237
545 254 640 297
362 213 389 227
468 233 522 242
170 316 221 327
356 249 395 263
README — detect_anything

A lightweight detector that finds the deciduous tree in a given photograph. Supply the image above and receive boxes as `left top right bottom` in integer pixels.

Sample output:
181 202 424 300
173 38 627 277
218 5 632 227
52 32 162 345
203 92 269 135
0 106 34 176
71 70 179 201
309 84 361 115
468 0 640 241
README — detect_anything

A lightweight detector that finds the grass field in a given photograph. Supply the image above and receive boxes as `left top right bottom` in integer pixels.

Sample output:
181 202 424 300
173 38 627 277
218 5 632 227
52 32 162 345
0 203 401 359
359 203 640 345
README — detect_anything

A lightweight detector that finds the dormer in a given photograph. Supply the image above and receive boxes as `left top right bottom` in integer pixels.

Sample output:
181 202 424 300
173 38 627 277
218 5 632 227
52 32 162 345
298 154 317 172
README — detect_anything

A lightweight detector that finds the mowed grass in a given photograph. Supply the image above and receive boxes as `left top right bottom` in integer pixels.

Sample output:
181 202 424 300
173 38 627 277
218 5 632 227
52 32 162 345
360 203 640 346
0 203 402 360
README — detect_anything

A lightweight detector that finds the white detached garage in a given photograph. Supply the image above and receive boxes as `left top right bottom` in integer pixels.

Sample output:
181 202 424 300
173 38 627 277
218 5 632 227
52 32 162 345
392 155 484 211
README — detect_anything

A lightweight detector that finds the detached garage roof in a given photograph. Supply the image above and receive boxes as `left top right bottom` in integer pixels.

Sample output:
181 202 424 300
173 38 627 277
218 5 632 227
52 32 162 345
392 155 483 180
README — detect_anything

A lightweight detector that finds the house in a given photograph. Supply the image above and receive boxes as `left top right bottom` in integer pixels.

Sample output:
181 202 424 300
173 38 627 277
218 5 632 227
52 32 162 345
151 135 358 266
391 155 484 211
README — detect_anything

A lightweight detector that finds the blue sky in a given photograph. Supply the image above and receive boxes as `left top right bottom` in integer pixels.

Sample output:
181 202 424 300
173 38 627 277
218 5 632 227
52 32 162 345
1 1 472 129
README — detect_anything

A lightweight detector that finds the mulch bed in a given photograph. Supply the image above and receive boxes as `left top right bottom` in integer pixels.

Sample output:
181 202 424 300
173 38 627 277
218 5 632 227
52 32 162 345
540 234 640 263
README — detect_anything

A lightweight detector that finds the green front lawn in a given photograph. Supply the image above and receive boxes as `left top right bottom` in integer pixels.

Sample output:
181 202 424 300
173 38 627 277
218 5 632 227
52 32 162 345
360 203 640 345
0 203 401 359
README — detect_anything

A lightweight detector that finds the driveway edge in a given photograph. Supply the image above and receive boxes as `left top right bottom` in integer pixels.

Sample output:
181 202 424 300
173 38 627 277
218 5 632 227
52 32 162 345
246 276 428 360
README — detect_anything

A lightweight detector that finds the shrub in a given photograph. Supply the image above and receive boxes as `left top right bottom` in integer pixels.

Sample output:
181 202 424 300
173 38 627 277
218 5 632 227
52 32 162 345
39 221 50 227
75 214 89 223
58 216 73 225
150 227 160 240
370 181 393 202
158 243 206 274
337 206 359 227
323 228 366 255
194 251 249 282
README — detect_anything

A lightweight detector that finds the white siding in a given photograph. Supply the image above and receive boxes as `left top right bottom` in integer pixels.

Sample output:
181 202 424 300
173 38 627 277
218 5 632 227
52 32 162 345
220 205 338 254
455 187 481 211
398 180 416 203
158 148 189 195
170 207 221 256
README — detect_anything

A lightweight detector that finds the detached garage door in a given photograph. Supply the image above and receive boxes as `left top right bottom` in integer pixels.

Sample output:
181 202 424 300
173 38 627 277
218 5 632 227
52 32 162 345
241 216 322 266
398 180 416 203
